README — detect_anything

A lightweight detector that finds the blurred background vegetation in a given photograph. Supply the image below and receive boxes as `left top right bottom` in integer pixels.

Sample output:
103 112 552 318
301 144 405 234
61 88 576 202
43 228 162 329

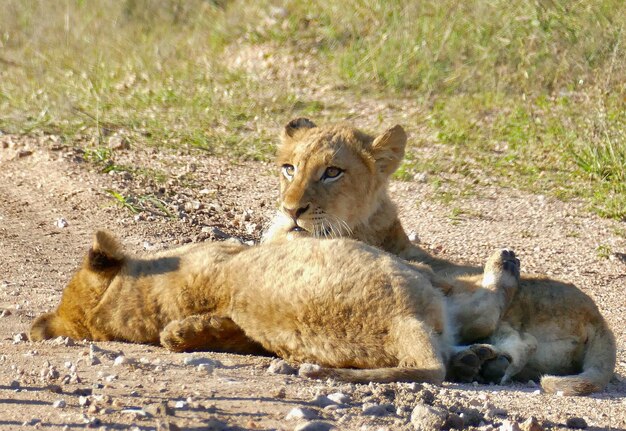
0 0 624 219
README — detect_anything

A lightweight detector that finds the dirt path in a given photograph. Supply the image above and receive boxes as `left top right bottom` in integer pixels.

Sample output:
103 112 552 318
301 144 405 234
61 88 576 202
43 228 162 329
0 134 624 431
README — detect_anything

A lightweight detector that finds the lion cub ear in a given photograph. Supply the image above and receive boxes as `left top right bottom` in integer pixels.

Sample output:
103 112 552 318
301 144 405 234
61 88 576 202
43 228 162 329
370 125 407 177
88 231 125 272
282 117 317 142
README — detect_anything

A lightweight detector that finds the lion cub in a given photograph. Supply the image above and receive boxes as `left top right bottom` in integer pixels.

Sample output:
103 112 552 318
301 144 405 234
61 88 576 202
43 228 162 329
262 118 616 395
31 231 454 384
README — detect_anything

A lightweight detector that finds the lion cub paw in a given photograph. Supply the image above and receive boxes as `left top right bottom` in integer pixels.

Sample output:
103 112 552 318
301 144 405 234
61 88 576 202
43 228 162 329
479 353 512 384
448 344 499 383
482 249 520 293
160 315 226 353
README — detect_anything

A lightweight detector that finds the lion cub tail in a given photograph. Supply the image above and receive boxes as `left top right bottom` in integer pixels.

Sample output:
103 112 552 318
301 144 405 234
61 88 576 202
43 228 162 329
541 323 616 395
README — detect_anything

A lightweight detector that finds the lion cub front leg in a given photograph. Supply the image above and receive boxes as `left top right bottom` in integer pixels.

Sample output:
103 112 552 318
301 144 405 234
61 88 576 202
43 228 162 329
453 249 520 343
160 314 268 355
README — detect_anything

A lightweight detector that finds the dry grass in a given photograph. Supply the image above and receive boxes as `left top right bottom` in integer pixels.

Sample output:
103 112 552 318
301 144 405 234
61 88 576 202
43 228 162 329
1 0 624 218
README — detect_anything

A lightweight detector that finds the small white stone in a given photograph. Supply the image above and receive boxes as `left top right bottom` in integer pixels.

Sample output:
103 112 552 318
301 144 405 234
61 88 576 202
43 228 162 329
197 363 214 374
362 403 388 416
174 400 188 409
13 332 28 343
327 392 351 405
286 407 318 420
311 394 334 407
55 218 69 228
113 355 127 366
268 358 296 375
183 356 220 367
53 399 67 409
121 408 147 417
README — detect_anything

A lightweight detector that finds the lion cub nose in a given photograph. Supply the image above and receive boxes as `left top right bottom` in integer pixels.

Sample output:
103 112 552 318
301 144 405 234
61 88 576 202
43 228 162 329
283 204 310 221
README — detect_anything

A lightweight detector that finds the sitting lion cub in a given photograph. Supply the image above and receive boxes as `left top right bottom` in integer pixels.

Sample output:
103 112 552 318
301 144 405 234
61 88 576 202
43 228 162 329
262 118 616 395
31 231 456 384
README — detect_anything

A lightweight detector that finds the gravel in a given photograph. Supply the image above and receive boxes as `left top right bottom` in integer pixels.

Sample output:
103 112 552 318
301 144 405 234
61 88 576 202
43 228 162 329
0 134 624 430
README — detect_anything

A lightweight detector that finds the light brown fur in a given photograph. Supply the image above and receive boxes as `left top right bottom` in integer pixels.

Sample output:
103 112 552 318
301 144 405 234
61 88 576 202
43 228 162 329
263 118 616 395
31 231 457 385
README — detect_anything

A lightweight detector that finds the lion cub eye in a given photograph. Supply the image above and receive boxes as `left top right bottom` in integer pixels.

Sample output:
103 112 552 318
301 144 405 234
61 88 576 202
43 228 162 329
282 164 295 180
321 166 344 183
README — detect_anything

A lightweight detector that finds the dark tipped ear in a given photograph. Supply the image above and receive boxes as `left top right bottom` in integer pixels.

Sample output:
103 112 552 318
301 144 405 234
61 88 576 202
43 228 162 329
370 125 407 177
88 231 125 272
282 118 317 141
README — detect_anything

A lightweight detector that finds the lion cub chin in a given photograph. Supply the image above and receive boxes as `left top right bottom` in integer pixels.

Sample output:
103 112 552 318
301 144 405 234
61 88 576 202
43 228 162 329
31 231 455 384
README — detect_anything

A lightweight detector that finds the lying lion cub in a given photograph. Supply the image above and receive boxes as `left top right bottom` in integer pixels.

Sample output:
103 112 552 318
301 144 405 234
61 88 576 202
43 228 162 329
32 231 459 384
262 118 616 395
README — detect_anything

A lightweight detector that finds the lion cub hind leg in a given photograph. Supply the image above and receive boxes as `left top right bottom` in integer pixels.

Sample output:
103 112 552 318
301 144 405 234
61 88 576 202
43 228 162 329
300 316 447 384
160 314 268 355
482 248 520 303
454 249 521 343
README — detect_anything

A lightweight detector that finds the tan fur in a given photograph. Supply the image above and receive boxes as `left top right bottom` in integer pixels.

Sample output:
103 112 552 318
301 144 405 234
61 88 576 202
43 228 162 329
263 118 616 395
31 231 455 385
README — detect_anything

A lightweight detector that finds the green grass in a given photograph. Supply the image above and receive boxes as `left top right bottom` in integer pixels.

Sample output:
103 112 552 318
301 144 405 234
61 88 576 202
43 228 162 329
1 0 625 219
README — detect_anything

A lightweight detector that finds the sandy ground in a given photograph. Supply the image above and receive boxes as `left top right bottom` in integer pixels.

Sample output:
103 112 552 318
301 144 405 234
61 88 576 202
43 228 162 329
0 133 624 431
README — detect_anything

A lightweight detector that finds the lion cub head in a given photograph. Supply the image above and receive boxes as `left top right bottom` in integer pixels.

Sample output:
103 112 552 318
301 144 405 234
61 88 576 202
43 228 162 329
263 118 406 241
30 231 125 341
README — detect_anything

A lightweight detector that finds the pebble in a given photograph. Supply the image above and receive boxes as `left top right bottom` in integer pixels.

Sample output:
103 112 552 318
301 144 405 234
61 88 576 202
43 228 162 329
294 421 334 431
520 416 544 431
183 356 221 367
362 403 388 417
47 384 62 393
489 407 508 418
299 363 321 377
267 358 297 375
286 407 319 420
13 332 28 343
273 387 287 398
311 394 335 408
459 408 484 427
121 408 148 418
444 412 464 430
52 399 67 408
55 218 69 228
499 420 522 431
565 417 588 429
52 336 74 346
327 392 351 405
144 402 174 417
156 421 181 431
417 388 435 405
0 309 12 317
198 363 214 374
113 355 128 366
174 400 188 409
410 403 447 431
